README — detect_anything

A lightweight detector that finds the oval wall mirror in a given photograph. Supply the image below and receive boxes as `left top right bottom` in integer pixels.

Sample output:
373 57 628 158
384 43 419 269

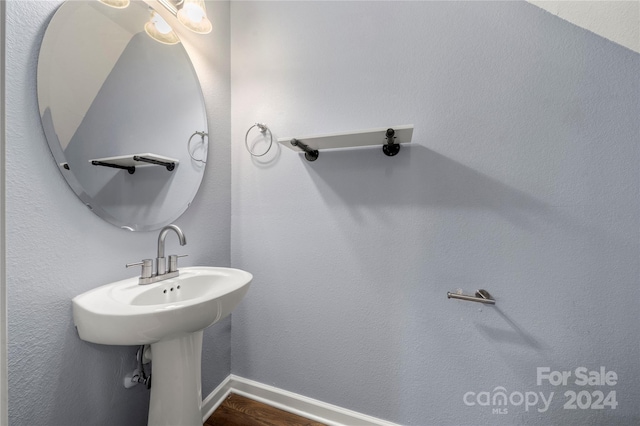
37 0 208 231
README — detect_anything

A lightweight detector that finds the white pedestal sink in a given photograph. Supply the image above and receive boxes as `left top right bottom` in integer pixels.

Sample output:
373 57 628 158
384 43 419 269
149 331 204 425
72 267 252 426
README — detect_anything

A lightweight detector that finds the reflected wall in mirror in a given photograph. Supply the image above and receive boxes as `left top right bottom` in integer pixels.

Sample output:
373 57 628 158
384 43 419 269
37 0 208 231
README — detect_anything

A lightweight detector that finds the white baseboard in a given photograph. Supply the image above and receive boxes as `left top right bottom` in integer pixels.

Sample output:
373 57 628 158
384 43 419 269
201 376 234 420
202 374 400 426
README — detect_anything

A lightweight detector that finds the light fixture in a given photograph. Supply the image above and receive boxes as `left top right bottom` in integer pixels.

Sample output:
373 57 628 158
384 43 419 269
176 0 212 34
153 0 213 35
144 10 180 45
98 0 212 43
98 0 130 8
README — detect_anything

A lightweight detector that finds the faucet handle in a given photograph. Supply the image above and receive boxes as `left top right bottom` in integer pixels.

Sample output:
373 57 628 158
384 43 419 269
126 259 153 279
168 254 188 273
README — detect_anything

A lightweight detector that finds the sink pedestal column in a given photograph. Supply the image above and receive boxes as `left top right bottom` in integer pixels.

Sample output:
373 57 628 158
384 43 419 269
148 331 204 426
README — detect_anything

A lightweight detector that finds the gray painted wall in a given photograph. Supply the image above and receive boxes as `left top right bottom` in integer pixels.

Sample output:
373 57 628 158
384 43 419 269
230 2 640 425
6 1 230 424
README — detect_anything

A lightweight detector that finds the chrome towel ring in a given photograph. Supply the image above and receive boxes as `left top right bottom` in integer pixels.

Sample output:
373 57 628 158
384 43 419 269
245 123 273 157
188 131 208 164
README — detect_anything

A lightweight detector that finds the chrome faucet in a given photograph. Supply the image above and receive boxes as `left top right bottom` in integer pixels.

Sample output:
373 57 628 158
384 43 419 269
156 224 187 275
126 224 187 285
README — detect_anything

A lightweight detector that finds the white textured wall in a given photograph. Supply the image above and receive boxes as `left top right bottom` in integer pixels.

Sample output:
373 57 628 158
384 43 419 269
230 1 640 425
5 0 230 424
0 2 6 424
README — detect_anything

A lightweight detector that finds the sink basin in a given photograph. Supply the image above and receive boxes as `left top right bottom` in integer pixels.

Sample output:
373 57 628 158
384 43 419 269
73 266 252 345
72 266 252 426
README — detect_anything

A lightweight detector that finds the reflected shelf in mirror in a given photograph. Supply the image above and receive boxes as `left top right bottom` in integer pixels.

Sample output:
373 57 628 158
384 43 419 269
89 153 179 174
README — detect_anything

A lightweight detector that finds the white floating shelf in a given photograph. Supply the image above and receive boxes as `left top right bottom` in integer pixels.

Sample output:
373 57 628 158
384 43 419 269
89 153 178 174
278 125 413 161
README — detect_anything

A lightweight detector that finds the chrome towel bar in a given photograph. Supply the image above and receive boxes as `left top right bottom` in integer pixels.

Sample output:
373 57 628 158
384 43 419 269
447 289 495 305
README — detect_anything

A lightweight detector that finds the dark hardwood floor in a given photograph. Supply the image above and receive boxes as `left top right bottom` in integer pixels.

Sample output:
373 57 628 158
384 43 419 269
206 393 326 426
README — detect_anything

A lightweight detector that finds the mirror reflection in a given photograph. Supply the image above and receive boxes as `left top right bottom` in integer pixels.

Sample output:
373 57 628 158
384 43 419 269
38 0 208 231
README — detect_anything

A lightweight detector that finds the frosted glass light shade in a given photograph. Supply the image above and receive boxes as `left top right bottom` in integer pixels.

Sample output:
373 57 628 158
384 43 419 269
177 0 212 34
98 0 130 8
144 11 180 45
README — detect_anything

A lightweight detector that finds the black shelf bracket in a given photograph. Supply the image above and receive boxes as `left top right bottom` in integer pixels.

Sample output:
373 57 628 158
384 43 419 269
133 156 176 171
290 139 319 162
382 128 400 157
91 160 135 174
